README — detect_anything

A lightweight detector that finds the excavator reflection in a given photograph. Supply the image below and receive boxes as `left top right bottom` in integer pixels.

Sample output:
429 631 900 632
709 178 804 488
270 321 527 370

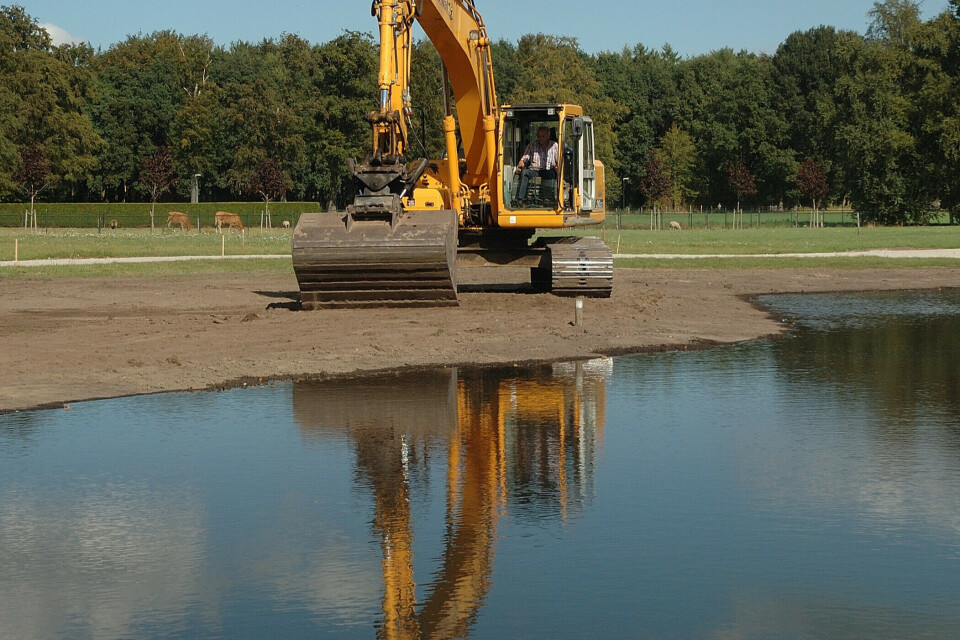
293 359 609 639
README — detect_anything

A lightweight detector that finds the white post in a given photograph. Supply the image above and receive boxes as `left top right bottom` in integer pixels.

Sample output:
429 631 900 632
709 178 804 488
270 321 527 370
574 298 584 327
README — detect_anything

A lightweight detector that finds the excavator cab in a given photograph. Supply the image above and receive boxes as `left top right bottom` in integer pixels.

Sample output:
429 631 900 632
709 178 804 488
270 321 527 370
502 109 561 211
504 119 559 209
499 105 604 223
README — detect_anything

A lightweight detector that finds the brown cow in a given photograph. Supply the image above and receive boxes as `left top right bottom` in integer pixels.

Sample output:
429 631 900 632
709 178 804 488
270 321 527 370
215 211 244 234
167 211 192 230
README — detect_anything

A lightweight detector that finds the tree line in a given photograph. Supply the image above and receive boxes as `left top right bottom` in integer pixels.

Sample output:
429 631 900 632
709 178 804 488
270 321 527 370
2 0 958 224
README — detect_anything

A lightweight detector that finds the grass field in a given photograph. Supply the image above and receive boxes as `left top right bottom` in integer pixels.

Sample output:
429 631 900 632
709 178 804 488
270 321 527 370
0 228 291 260
556 225 960 254
1 225 958 278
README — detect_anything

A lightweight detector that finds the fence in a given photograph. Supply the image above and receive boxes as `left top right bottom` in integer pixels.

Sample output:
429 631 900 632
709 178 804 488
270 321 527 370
0 202 324 229
3 203 954 230
602 208 955 230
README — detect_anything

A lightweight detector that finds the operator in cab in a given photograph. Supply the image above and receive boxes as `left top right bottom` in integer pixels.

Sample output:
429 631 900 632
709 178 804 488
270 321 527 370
515 126 559 203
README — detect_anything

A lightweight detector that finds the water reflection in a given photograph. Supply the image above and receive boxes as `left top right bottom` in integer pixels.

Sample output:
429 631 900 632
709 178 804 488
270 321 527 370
765 290 960 425
0 484 203 639
5 291 960 639
292 361 607 639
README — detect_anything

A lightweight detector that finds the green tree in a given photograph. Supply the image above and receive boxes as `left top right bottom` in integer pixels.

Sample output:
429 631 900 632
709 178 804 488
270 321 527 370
772 27 853 205
489 39 520 104
653 124 697 210
167 35 222 198
867 0 923 48
88 32 184 201
832 35 925 224
679 49 787 207
593 45 679 208
910 2 960 222
309 32 377 208
510 34 624 179
0 5 103 201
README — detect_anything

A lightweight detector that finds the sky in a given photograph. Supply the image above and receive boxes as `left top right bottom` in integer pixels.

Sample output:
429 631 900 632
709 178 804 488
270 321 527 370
21 0 948 57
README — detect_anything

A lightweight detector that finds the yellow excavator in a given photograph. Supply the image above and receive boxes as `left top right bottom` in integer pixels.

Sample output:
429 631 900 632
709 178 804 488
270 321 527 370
292 0 613 308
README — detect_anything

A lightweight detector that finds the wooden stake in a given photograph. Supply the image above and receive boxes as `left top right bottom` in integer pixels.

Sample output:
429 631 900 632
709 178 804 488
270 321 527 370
14 238 18 264
221 234 225 257
574 297 584 327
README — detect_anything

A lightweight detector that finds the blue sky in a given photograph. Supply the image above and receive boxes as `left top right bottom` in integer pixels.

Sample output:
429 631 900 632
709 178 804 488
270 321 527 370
22 0 948 57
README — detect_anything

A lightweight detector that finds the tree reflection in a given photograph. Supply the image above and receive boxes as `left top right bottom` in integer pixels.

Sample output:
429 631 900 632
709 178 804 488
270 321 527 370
292 359 608 639
772 303 960 443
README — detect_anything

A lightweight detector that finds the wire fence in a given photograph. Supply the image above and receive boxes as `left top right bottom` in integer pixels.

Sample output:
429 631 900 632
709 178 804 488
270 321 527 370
0 202 322 230
3 203 955 230
602 208 956 230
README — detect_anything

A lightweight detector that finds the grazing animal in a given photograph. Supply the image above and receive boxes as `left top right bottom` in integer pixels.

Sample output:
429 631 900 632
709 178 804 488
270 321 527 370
167 211 192 230
215 211 244 234
281 220 291 228
109 219 119 229
668 220 682 230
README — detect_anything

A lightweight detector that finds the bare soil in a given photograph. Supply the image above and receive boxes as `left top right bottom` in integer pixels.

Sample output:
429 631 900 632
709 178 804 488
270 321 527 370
3 266 960 413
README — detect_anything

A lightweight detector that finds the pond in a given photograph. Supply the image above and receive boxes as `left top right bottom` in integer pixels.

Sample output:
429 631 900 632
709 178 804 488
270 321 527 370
2 290 960 639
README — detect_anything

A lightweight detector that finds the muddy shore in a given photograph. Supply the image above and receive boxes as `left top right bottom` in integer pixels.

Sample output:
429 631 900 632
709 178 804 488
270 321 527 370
2 267 959 413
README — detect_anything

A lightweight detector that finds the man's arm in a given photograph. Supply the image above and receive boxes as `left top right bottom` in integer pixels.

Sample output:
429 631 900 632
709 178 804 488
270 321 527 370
518 141 536 170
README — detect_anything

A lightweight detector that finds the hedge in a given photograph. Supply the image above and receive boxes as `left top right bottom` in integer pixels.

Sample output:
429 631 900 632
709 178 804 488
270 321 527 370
0 202 324 229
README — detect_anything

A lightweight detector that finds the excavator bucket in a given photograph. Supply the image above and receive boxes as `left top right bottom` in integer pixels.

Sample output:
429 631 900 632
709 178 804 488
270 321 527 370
292 209 458 309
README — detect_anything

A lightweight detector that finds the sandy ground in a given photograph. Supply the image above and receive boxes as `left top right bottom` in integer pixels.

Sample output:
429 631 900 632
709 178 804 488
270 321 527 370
2 266 960 413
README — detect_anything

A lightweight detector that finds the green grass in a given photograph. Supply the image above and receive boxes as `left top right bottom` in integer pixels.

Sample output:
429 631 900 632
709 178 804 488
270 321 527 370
1 225 958 279
613 257 960 269
564 226 960 255
0 227 291 261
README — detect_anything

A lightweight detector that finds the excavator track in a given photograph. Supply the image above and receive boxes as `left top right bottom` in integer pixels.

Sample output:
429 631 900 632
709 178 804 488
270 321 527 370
292 209 458 309
542 236 613 297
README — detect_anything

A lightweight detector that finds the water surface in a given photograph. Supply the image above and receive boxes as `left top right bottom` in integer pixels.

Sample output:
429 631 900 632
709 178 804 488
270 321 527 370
2 290 960 639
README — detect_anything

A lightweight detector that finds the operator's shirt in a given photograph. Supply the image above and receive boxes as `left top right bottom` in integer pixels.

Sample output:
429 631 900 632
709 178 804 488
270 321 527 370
520 139 559 171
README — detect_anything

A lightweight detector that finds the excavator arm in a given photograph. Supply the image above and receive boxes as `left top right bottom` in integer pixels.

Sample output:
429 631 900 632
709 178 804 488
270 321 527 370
416 0 499 188
362 0 499 206
291 0 497 309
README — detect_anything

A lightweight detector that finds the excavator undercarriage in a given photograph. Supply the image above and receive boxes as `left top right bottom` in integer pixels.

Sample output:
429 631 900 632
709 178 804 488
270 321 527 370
293 215 612 308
